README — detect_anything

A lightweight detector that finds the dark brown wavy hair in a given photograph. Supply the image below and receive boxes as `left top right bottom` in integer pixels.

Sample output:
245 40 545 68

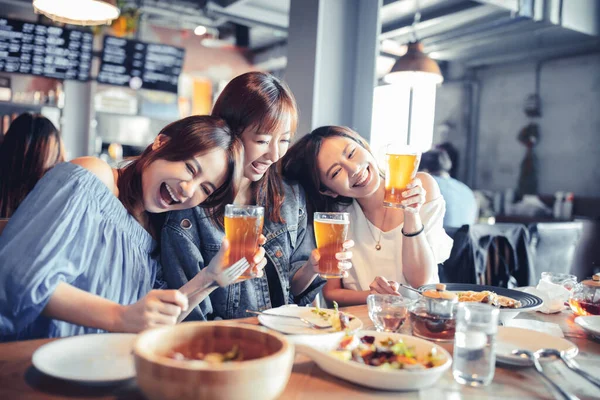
211 71 298 225
117 115 243 236
0 113 65 218
282 126 376 221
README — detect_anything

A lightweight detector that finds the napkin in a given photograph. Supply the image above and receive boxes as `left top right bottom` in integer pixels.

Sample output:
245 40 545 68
523 279 570 314
505 319 564 338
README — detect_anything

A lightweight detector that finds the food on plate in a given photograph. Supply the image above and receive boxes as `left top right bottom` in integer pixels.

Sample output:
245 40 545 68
312 301 354 332
167 345 243 364
457 290 521 309
329 334 445 370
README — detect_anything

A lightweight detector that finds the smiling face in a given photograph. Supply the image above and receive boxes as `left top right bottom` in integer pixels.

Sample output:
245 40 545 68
240 116 292 182
141 149 228 213
317 135 381 199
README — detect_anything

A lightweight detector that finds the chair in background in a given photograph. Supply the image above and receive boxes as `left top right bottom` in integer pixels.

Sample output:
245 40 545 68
440 223 535 288
528 222 583 281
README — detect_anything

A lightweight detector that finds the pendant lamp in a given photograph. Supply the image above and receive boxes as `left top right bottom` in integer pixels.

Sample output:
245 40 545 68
33 0 120 26
384 41 443 85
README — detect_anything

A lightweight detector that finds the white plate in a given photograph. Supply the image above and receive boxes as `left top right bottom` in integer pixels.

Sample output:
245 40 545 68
258 305 363 335
296 330 452 391
496 326 578 366
32 333 137 382
575 315 600 339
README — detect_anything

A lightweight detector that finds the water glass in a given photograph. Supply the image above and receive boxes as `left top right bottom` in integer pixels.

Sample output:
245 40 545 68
452 303 499 387
367 294 413 332
541 272 578 292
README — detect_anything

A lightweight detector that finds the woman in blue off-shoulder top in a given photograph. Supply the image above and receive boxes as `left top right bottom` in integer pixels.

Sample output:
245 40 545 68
0 116 265 341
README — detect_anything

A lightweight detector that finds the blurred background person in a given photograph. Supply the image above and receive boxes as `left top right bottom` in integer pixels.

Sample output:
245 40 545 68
419 148 478 229
0 113 65 218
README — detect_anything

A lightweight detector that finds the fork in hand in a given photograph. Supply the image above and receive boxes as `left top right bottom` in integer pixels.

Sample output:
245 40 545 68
184 257 250 299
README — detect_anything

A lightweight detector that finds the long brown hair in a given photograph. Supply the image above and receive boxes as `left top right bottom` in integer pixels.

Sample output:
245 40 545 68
0 113 65 218
117 115 243 236
212 71 298 224
282 126 374 220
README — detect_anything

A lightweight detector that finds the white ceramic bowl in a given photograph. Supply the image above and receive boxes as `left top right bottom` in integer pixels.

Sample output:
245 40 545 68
296 330 452 391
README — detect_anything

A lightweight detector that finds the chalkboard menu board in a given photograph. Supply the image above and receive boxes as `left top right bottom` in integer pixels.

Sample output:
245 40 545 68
97 36 185 94
0 18 93 81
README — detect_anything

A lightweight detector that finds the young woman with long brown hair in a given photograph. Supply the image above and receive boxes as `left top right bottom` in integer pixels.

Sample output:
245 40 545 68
282 126 453 306
0 116 265 341
161 72 352 320
0 113 65 218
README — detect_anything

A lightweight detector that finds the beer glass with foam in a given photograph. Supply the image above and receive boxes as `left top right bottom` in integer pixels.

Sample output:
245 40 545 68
383 145 421 208
313 212 349 278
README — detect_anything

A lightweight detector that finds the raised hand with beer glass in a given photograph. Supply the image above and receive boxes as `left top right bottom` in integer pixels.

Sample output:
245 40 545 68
282 126 454 307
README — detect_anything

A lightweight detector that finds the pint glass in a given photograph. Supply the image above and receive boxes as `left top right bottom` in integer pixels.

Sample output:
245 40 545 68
383 145 421 208
224 205 264 280
313 212 349 279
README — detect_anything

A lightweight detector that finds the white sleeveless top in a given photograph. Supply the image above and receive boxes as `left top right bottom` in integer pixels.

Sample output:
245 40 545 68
342 196 453 291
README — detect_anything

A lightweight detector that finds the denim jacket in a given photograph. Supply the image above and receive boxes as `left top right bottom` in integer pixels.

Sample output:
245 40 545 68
160 181 325 320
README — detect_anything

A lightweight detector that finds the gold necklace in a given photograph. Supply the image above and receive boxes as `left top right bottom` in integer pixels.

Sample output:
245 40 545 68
365 208 387 251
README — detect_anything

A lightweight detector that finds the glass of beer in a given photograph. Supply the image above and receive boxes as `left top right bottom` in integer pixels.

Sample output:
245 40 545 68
383 145 421 208
224 204 265 280
313 212 350 279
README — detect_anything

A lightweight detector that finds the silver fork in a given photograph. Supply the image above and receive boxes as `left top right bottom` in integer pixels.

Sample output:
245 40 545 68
535 348 600 389
184 257 250 299
246 310 333 330
512 349 580 400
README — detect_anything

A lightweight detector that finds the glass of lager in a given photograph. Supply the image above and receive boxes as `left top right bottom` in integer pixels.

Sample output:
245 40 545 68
224 204 264 280
383 145 421 208
313 212 349 279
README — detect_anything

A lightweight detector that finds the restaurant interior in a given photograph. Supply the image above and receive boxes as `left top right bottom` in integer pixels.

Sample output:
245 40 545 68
0 0 599 399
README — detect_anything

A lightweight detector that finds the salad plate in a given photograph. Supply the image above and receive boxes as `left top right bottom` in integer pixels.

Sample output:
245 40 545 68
295 330 451 391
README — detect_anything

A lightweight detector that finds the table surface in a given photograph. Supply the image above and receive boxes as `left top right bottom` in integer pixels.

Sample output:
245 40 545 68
1 305 599 400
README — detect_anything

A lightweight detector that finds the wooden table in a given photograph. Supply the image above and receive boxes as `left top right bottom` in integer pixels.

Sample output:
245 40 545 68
1 306 599 400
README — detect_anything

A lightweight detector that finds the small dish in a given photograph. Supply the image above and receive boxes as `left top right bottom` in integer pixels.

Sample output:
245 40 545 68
496 326 578 366
257 305 362 335
575 315 600 339
32 333 137 382
295 330 452 391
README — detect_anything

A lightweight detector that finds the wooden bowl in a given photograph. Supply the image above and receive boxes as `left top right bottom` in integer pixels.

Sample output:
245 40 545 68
134 321 294 400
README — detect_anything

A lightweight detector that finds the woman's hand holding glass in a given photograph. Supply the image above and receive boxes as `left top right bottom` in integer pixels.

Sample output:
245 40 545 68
400 177 427 214
205 235 268 281
309 239 354 277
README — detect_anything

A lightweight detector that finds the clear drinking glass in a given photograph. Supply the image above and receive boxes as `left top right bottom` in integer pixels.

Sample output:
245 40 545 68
313 212 349 279
367 294 413 332
224 205 264 280
452 303 499 387
383 144 421 208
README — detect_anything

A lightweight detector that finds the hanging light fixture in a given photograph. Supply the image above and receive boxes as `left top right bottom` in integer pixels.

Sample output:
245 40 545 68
384 41 443 85
383 0 443 85
33 0 120 26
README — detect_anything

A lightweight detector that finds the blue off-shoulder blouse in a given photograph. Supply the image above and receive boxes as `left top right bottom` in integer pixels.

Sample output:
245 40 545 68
0 162 164 341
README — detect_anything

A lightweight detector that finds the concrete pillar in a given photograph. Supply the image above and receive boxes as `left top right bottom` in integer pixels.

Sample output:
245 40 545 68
61 80 95 159
285 0 381 141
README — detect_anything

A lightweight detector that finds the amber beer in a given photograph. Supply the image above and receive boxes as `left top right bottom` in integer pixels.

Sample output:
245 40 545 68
224 205 264 280
384 149 421 208
313 212 349 279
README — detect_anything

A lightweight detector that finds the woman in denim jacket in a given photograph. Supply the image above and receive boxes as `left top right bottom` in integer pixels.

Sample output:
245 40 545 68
161 72 353 320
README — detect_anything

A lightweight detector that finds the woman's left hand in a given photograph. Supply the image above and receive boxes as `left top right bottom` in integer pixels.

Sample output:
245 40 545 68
308 240 354 277
401 177 427 214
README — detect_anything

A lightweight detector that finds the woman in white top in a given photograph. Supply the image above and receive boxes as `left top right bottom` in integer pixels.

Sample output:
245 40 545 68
282 126 453 306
